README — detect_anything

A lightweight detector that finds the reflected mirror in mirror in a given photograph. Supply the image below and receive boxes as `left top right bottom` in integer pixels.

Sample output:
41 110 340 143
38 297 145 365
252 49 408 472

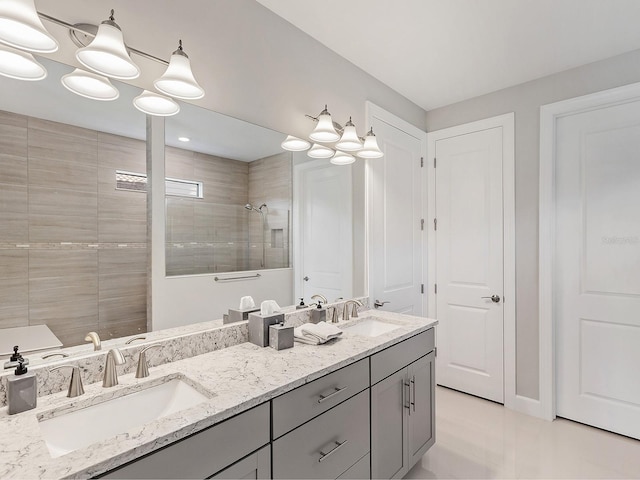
0 57 148 349
164 102 291 276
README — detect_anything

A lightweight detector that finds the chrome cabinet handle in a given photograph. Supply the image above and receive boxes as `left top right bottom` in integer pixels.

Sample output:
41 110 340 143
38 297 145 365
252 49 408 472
411 375 416 412
318 385 348 404
374 299 390 309
404 381 411 416
318 440 348 463
481 294 501 303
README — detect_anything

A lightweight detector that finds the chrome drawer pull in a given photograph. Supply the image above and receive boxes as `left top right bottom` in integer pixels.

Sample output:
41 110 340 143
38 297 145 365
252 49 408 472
318 440 348 463
404 381 411 415
317 386 348 404
411 376 416 412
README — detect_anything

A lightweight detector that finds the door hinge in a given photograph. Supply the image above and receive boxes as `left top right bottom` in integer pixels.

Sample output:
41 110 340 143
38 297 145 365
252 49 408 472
434 157 436 168
421 284 424 294
421 219 424 230
433 218 437 231
434 283 437 294
420 157 424 167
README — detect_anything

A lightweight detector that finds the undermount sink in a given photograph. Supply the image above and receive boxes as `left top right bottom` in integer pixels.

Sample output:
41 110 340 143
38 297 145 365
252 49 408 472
341 318 401 337
39 377 211 458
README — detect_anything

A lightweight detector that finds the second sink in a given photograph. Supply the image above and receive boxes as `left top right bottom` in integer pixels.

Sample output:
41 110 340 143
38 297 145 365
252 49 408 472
39 376 211 458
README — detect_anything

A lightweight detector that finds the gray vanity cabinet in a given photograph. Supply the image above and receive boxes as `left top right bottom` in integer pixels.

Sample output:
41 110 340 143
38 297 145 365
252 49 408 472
210 445 271 479
370 330 436 480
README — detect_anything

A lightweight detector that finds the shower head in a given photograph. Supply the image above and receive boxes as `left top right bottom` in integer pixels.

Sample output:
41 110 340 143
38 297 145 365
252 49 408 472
244 203 267 212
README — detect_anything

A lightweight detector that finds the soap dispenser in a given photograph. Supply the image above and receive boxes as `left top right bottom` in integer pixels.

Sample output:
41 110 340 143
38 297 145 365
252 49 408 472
310 301 327 324
296 298 307 310
7 353 37 415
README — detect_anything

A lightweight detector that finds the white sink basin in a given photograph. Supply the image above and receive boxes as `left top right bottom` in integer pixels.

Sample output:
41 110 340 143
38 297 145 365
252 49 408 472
342 318 401 337
39 377 210 458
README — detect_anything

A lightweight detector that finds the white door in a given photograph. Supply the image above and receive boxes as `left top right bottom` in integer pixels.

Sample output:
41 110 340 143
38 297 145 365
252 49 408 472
294 158 352 303
555 100 640 439
434 126 505 403
368 107 425 315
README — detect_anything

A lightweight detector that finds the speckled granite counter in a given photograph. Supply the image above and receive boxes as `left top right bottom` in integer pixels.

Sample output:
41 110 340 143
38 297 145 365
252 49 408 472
0 310 437 479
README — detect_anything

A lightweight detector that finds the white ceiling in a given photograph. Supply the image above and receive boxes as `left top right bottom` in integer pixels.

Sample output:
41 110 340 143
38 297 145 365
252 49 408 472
256 0 640 111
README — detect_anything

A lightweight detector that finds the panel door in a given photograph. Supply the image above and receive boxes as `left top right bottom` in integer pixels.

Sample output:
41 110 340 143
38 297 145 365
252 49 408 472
371 367 409 480
408 352 435 467
296 158 352 302
434 127 505 403
211 445 271 479
369 118 423 315
555 99 640 439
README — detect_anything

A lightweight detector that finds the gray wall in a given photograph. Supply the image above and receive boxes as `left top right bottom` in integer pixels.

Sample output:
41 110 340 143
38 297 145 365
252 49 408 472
426 48 640 400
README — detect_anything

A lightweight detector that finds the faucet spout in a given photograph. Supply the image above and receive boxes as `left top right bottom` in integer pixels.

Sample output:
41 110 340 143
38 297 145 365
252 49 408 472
103 349 125 388
342 299 364 321
84 331 101 351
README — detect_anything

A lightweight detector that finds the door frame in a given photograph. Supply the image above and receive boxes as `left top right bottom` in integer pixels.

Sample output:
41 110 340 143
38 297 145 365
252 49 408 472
365 101 428 313
539 82 640 421
292 154 353 301
426 113 516 409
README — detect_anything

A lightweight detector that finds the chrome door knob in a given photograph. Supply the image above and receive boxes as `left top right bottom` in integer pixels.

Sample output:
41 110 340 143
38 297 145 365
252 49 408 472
481 295 501 303
303 276 309 282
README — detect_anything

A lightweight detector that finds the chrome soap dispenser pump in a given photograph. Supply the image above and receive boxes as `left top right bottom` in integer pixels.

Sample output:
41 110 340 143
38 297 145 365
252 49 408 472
6 346 37 415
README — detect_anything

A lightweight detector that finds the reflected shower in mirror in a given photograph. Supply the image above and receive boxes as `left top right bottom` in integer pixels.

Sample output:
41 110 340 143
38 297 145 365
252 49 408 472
164 101 291 276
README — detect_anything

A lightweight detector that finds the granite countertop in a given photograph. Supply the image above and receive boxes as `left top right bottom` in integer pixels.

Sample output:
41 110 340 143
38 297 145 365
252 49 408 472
0 310 437 479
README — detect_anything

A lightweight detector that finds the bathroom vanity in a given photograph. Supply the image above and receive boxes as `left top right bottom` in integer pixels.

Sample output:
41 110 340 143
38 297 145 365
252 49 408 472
0 310 436 479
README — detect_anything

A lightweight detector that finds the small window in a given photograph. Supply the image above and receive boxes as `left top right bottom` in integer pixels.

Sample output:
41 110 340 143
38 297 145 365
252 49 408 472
116 170 203 199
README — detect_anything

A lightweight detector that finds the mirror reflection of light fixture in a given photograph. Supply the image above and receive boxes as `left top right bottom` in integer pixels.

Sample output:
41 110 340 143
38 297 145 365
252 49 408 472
356 128 384 158
309 105 340 143
0 44 47 80
330 151 356 166
133 90 180 116
0 0 58 53
281 104 383 163
281 135 310 151
61 68 119 101
154 40 204 100
335 117 363 152
307 143 335 159
75 9 140 80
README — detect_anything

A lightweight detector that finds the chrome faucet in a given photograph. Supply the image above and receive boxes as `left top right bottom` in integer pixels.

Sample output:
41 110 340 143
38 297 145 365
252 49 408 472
125 336 147 345
135 344 162 378
342 299 364 321
103 349 125 387
311 294 328 305
327 305 339 323
49 365 84 398
85 331 101 351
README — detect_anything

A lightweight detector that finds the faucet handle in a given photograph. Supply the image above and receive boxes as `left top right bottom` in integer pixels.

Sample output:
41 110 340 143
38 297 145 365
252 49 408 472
50 365 84 398
136 345 162 379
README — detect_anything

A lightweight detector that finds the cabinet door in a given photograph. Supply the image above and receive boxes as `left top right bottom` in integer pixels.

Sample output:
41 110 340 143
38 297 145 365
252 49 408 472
408 351 435 467
371 367 409 480
210 445 270 480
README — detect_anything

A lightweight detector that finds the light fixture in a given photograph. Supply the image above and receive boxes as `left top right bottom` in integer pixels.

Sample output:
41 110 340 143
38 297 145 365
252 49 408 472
61 68 119 101
356 128 384 159
281 135 311 151
0 0 58 53
154 40 204 100
307 144 335 159
335 117 363 152
330 151 356 166
133 90 180 116
309 105 340 143
0 44 46 80
178 136 190 142
75 9 140 80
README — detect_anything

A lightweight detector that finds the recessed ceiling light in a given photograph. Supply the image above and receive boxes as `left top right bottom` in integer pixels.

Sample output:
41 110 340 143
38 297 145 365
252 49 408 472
178 136 190 142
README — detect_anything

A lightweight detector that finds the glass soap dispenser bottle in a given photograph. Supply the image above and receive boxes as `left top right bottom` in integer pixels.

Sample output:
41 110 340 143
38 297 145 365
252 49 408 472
8 352 37 415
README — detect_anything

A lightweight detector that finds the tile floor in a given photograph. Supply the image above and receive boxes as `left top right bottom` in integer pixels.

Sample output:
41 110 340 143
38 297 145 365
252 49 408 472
406 386 640 479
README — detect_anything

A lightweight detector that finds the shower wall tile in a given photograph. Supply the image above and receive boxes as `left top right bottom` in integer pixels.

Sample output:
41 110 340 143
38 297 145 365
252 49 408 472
98 191 146 243
0 111 28 186
165 146 195 179
0 184 27 243
98 248 147 275
0 250 28 328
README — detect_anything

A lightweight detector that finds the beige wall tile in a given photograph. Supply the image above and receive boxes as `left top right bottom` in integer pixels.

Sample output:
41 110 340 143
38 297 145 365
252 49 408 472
98 191 146 243
99 272 146 300
29 217 98 243
28 156 97 193
98 248 147 275
0 305 28 328
29 298 98 329
98 140 146 175
0 121 28 158
98 131 146 149
0 155 28 187
0 184 27 242
0 110 27 128
99 295 146 325
95 318 146 343
29 250 98 278
29 186 97 217
0 120 28 187
29 117 96 142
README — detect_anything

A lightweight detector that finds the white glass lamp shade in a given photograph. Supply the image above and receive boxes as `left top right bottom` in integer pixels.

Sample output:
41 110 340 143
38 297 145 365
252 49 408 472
281 135 310 152
307 143 334 159
0 0 58 53
330 151 356 165
0 44 46 80
76 18 140 80
154 45 204 100
61 69 119 101
133 90 180 116
309 106 340 143
356 128 384 159
335 117 363 152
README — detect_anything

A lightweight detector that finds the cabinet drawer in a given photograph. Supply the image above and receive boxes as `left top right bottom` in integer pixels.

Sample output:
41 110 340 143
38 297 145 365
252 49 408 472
272 389 370 479
370 328 434 385
272 358 369 439
100 403 270 479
